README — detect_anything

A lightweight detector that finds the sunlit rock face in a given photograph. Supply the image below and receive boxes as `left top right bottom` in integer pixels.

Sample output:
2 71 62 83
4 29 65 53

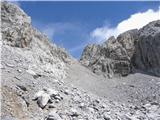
1 1 72 80
80 20 160 77
1 1 32 48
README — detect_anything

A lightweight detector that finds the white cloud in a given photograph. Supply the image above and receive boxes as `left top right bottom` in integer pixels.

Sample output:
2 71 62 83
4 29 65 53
91 8 160 43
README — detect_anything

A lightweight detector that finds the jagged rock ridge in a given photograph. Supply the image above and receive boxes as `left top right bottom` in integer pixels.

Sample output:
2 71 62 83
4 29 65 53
80 20 160 78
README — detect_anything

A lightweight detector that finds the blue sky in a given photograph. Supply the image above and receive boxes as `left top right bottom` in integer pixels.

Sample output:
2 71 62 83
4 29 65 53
17 1 160 58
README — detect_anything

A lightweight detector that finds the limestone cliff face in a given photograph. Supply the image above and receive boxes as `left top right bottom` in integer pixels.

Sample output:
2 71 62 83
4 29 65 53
132 20 160 76
80 20 160 78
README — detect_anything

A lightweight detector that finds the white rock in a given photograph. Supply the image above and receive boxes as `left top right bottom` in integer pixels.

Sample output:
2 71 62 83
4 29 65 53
37 92 50 108
54 95 62 100
0 64 5 69
55 99 60 103
103 112 111 120
33 90 44 100
26 69 36 75
101 103 107 108
64 89 69 95
70 108 79 117
17 69 22 73
79 102 85 108
45 88 58 96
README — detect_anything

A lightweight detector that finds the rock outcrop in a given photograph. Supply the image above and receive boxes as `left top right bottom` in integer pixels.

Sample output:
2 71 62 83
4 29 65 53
1 1 32 48
80 20 160 78
1 1 71 80
132 20 160 76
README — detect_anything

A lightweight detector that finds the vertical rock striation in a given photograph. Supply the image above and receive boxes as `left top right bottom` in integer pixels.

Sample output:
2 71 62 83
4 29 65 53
80 20 160 77
132 20 160 76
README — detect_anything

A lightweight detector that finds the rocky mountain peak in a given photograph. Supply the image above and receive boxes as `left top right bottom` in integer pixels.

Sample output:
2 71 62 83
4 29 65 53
139 20 160 37
80 20 160 78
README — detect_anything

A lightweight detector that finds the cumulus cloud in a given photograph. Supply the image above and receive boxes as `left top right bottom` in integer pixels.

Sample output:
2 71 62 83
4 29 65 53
91 8 160 43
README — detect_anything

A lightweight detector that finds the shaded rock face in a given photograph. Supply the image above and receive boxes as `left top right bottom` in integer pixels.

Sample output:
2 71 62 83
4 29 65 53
80 20 160 77
132 20 160 76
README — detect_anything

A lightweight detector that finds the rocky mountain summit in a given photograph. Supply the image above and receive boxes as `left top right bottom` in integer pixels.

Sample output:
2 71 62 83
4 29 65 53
80 20 160 78
1 1 160 120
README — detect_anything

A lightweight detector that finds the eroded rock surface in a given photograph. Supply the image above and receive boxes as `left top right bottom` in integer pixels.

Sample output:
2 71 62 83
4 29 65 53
80 21 160 77
80 29 138 77
132 20 160 76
